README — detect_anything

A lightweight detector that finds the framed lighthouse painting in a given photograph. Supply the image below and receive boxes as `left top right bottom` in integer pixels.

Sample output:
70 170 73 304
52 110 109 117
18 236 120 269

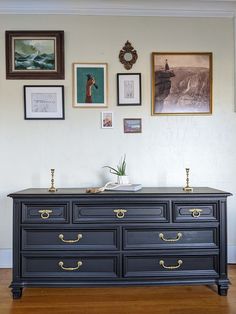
73 63 108 108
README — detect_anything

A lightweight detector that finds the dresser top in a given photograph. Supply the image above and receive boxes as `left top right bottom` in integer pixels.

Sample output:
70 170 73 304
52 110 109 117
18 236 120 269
8 187 232 198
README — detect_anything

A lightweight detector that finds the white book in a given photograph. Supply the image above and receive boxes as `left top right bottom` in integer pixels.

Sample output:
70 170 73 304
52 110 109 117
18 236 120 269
105 183 142 191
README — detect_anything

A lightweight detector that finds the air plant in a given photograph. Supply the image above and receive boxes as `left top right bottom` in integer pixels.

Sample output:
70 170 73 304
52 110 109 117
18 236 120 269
103 155 127 176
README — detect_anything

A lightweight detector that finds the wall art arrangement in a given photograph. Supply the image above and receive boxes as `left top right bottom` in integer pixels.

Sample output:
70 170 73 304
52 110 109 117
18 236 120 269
24 85 64 120
152 52 212 115
6 30 64 79
124 118 142 133
73 63 108 108
101 111 113 128
117 73 141 106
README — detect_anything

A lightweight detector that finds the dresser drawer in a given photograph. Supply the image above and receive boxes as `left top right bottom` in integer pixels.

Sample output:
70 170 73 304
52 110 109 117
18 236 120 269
22 227 119 250
21 201 70 224
22 253 120 278
124 253 218 278
123 227 218 250
173 201 218 222
73 202 169 223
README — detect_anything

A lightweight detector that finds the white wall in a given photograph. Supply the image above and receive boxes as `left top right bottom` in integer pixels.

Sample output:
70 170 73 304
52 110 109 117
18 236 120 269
0 15 236 266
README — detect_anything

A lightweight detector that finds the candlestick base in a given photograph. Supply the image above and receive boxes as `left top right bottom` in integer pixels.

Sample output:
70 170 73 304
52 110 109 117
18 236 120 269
48 187 57 192
183 187 193 192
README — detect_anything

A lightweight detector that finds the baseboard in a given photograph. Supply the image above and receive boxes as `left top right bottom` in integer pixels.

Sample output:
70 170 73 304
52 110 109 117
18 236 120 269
0 249 12 268
0 247 236 268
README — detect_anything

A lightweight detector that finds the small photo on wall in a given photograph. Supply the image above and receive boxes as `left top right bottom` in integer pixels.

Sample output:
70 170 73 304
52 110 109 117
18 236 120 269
101 112 113 128
124 118 142 133
73 63 108 108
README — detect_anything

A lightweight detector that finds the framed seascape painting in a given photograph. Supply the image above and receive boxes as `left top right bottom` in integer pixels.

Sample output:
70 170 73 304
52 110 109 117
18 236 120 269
24 85 64 120
117 73 141 106
152 52 212 115
6 31 64 79
124 118 142 133
73 63 108 108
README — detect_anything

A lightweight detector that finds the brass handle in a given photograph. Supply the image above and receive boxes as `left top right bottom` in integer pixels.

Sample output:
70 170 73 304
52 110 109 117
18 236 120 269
113 209 127 219
58 261 83 271
189 208 203 218
38 209 52 219
59 233 83 243
159 232 182 242
159 259 183 270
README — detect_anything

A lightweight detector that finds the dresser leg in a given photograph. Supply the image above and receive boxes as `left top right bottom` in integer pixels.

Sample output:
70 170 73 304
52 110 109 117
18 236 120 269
12 287 23 299
217 284 228 296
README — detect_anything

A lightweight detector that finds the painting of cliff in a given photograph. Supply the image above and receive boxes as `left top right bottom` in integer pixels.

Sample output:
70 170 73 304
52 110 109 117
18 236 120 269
152 53 212 115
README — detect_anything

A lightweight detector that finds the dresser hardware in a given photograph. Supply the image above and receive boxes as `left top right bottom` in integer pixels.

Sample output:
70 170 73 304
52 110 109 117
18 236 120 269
113 209 127 219
159 232 182 242
159 259 183 270
38 209 53 219
189 208 203 218
59 233 83 243
58 261 83 271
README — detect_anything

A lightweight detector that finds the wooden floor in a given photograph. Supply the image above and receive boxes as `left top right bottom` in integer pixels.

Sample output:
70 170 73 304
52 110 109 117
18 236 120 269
0 266 236 314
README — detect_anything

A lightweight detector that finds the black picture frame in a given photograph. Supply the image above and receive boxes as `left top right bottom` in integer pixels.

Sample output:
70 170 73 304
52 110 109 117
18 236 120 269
117 73 141 106
24 85 65 120
6 30 64 79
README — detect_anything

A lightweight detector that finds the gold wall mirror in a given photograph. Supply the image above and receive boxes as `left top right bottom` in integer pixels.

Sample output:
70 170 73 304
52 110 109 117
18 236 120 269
119 41 138 70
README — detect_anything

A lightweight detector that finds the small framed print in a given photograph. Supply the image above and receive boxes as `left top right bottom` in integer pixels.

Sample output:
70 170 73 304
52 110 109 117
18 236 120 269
101 111 113 128
117 73 141 106
124 118 142 133
6 30 64 79
24 85 64 120
73 63 108 108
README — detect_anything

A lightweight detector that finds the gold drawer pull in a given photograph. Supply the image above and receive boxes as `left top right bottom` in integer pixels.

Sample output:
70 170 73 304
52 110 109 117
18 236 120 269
38 209 52 219
159 232 182 242
58 261 83 271
159 259 183 270
189 208 203 218
114 209 127 219
59 233 83 243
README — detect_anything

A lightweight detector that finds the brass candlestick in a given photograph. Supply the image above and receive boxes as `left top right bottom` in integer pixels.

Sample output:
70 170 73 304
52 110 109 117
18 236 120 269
183 168 193 192
48 169 57 192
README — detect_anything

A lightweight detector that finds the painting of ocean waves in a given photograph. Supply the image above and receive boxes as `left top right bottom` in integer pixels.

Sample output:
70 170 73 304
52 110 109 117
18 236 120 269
14 39 55 71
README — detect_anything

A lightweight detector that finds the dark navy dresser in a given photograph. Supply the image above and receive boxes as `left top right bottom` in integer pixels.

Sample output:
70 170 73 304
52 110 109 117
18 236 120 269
8 187 231 299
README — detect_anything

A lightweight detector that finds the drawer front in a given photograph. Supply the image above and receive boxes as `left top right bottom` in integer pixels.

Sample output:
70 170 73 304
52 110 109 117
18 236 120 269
173 201 218 222
22 227 119 250
124 253 218 278
22 253 120 278
124 227 218 250
22 201 69 224
73 202 169 223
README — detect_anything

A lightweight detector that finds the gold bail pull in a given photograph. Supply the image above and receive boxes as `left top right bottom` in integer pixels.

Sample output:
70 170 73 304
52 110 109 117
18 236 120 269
183 168 193 192
48 168 57 192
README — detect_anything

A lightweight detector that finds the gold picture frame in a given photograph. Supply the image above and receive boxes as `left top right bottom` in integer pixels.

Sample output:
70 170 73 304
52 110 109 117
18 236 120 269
152 52 213 115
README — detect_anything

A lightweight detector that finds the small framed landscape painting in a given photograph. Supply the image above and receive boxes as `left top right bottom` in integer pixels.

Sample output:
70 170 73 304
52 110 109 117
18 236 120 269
124 118 142 133
73 63 108 108
152 52 212 115
117 73 141 106
6 30 64 79
24 85 64 120
101 112 113 128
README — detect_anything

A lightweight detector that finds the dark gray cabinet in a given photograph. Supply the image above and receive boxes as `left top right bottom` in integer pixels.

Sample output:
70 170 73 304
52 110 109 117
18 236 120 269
8 187 231 299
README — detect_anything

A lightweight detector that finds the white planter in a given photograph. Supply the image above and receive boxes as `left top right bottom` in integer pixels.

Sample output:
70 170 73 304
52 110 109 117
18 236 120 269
117 175 129 185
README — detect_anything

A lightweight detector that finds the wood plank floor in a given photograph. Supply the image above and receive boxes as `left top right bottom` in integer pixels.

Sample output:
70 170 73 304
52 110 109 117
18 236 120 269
0 266 236 314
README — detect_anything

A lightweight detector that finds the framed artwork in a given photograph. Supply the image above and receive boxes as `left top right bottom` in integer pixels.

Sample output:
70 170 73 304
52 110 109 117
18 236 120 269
24 85 64 120
101 111 113 128
6 30 64 79
124 118 142 133
152 52 212 115
117 73 141 106
73 63 108 108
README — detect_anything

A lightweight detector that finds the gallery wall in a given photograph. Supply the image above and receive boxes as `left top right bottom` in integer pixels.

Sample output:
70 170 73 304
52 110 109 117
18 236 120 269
0 14 235 266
